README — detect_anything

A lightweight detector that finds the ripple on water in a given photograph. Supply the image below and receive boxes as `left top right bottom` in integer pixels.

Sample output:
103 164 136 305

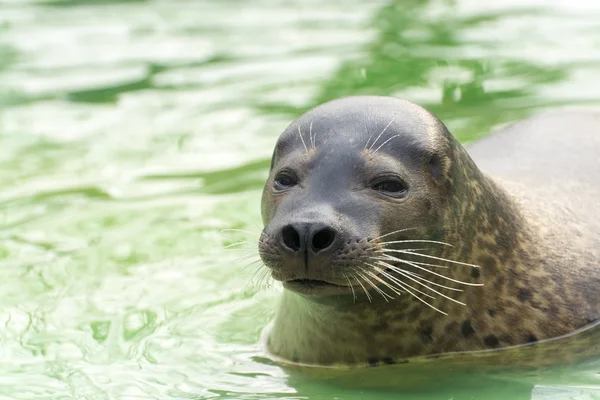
1 0 600 398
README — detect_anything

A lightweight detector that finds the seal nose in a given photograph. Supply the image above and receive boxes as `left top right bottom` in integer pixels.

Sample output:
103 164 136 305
280 223 337 253
311 227 336 253
281 225 302 252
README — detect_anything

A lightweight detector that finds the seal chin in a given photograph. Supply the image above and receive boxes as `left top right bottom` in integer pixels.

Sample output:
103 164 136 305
282 279 352 296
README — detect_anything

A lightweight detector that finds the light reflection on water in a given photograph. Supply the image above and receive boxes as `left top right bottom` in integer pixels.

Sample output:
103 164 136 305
0 0 599 398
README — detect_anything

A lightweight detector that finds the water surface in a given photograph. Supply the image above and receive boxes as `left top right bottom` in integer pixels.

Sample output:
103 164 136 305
1 0 599 398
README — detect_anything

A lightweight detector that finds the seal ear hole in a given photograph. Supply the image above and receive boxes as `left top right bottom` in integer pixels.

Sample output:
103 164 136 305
428 154 443 180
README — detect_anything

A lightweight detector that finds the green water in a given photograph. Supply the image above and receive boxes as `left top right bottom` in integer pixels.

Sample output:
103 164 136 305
1 0 599 398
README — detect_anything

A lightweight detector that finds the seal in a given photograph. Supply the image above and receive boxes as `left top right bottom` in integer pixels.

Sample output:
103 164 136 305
257 96 600 367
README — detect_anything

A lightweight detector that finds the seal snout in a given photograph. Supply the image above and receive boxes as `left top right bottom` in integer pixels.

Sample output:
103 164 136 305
258 217 363 296
279 222 337 254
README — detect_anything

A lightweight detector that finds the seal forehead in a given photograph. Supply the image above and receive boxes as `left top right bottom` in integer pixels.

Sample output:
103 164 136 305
274 96 445 160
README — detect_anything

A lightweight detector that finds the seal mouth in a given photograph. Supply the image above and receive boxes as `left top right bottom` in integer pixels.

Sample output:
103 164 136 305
288 279 334 286
282 278 349 296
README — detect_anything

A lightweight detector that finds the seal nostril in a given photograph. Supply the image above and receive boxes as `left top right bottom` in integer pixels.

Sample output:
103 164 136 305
281 225 301 251
312 228 336 253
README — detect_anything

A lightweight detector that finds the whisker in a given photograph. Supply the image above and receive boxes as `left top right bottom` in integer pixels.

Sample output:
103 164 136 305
376 249 480 268
264 274 274 290
363 118 372 149
341 271 357 301
220 228 260 235
377 239 454 248
225 248 261 253
351 273 372 302
372 134 400 154
377 261 465 306
253 270 266 287
401 270 463 292
237 255 262 265
355 270 393 301
297 125 309 153
241 257 263 267
257 268 272 290
367 263 447 315
369 247 429 254
367 116 397 151
224 241 252 249
363 269 402 297
374 256 449 269
369 228 419 241
366 263 435 300
309 120 316 149
377 248 432 254
248 265 268 290
377 255 483 287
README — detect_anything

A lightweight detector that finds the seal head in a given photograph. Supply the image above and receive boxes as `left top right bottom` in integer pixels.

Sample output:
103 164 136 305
259 96 461 298
258 96 600 366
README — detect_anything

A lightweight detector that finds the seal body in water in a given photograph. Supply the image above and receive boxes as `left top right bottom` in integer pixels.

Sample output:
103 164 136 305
257 96 600 366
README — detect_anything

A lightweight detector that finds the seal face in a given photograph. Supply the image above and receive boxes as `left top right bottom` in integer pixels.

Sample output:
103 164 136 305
259 97 452 299
258 96 600 366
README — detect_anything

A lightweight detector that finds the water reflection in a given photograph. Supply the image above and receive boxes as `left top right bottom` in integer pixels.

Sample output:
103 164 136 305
269 320 600 399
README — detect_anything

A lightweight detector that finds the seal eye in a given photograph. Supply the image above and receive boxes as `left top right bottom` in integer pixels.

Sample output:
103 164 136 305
274 173 298 190
372 179 408 198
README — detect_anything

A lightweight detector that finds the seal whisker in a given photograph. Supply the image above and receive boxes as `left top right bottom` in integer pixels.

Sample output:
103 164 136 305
244 266 264 292
220 228 260 235
309 120 317 149
369 228 419 241
256 274 269 291
250 261 266 279
363 269 403 298
249 264 269 290
373 256 449 269
376 249 480 268
372 134 401 155
402 248 434 253
341 271 357 301
378 255 483 287
357 270 395 301
297 125 309 153
243 262 264 278
233 252 263 267
369 247 428 254
238 255 263 266
247 263 264 279
376 261 466 306
366 263 436 301
363 118 372 149
361 264 404 295
401 270 463 292
367 264 447 315
240 254 263 264
224 241 253 249
258 267 273 290
377 239 454 248
367 116 397 151
356 273 392 302
350 272 372 302
227 248 263 253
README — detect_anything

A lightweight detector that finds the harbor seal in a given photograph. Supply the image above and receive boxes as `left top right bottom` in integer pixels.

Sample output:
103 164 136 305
257 96 600 366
